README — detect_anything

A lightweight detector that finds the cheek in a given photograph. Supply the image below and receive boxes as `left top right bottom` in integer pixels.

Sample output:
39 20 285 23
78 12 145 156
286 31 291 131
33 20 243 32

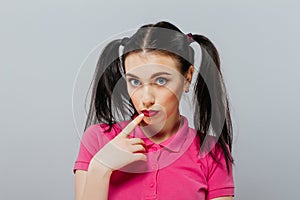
126 82 184 109
127 87 140 106
126 83 137 100
158 84 184 114
158 89 180 107
162 83 184 102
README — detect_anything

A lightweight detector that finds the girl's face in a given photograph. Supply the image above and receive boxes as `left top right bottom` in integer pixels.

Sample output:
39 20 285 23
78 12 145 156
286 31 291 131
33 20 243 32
124 52 193 133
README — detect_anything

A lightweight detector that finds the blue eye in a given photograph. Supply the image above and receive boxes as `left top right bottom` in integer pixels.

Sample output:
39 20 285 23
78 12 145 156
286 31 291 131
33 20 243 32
156 77 168 86
129 79 141 87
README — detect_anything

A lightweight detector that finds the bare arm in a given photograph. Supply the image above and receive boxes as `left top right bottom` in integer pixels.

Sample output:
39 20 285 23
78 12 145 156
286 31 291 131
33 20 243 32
75 159 113 200
74 113 146 200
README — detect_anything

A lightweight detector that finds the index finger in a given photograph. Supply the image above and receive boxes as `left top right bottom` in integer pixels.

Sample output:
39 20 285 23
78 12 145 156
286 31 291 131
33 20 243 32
122 113 144 136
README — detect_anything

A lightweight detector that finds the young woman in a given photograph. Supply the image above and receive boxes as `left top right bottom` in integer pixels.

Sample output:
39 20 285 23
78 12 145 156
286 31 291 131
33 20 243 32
73 21 235 200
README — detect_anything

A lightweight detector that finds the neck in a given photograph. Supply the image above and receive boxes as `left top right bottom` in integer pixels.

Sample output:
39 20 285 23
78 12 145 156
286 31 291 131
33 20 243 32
140 113 182 144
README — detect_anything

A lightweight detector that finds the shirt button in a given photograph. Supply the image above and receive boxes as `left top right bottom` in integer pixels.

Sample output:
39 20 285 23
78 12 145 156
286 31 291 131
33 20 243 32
152 164 157 170
149 182 154 187
152 147 157 151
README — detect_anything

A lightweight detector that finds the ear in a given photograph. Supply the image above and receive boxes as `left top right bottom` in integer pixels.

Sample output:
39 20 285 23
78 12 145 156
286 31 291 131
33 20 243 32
185 65 194 82
184 66 194 91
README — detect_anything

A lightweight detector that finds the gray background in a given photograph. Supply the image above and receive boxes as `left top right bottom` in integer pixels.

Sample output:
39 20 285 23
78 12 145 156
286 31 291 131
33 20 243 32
1 0 299 199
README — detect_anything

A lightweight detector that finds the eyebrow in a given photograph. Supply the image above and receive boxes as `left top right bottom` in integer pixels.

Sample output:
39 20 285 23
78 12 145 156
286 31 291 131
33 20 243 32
125 72 172 79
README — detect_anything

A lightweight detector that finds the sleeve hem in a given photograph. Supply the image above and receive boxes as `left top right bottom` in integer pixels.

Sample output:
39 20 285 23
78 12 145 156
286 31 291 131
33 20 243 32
73 161 89 174
208 187 235 199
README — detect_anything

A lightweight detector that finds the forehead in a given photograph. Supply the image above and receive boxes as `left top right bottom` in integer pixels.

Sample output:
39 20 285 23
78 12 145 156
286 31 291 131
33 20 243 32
124 52 181 74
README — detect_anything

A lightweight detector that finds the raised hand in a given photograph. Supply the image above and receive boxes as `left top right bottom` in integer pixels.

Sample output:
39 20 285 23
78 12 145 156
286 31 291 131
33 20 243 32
92 113 147 171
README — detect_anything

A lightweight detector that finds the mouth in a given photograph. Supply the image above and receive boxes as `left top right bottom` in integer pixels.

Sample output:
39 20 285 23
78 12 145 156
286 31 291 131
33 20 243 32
141 110 159 117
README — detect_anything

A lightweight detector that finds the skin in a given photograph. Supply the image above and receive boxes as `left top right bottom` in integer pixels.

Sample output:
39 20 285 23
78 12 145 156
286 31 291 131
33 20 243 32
74 52 233 200
124 52 194 143
75 114 146 200
124 52 233 200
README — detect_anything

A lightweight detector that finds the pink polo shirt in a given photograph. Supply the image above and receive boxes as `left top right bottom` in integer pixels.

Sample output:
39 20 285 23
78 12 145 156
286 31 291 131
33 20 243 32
73 116 235 200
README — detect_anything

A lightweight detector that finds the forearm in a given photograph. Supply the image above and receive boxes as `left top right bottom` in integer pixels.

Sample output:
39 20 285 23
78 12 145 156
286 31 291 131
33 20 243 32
80 159 113 200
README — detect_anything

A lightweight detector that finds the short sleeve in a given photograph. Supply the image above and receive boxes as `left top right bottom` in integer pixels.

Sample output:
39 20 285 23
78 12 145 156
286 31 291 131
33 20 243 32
73 124 114 174
205 144 235 199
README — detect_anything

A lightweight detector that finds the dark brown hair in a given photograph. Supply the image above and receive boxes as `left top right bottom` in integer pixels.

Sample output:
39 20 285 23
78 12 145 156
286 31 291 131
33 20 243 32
84 21 234 173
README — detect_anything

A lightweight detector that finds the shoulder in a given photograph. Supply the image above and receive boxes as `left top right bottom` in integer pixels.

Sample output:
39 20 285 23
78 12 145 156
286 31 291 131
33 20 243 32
82 120 131 141
195 135 235 198
194 134 232 172
77 121 131 157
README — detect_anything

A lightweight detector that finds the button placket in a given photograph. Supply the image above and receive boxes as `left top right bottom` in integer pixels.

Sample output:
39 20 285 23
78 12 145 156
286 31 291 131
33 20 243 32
145 148 160 199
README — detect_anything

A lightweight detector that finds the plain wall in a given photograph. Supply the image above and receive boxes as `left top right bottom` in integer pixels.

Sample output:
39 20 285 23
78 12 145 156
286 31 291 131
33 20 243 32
1 0 299 199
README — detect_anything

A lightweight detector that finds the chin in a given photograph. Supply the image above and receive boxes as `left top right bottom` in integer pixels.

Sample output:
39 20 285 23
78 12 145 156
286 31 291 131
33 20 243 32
142 115 166 128
142 117 155 125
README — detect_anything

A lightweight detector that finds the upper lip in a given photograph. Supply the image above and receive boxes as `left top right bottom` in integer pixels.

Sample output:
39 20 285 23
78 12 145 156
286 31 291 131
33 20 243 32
141 109 158 113
141 109 159 115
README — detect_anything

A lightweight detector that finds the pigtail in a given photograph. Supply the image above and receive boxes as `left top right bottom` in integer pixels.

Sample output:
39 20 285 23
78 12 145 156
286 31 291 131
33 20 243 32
84 39 134 132
82 21 234 173
191 34 234 173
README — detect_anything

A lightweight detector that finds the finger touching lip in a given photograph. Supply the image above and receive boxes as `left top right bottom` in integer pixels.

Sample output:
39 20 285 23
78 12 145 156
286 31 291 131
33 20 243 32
124 113 144 134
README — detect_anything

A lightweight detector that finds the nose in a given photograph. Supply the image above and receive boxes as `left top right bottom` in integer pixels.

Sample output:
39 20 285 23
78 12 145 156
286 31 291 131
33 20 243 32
141 84 155 108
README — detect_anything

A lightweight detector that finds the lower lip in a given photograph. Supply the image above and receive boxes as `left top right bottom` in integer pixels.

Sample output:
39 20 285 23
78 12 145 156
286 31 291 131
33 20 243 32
142 110 159 117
